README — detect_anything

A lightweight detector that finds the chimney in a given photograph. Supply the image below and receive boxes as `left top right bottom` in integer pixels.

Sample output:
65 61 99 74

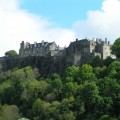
96 38 99 42
105 38 107 44
76 38 78 41
42 40 44 46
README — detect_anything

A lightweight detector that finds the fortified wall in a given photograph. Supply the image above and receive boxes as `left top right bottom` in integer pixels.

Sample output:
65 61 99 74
19 38 116 65
0 38 116 77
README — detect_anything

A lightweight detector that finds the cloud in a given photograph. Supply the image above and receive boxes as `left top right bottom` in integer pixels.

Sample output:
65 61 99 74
1 0 120 57
73 0 120 43
0 0 75 56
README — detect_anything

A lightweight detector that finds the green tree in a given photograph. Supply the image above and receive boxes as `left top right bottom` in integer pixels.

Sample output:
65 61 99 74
107 61 120 79
50 78 63 100
93 66 107 79
97 77 120 116
5 50 17 57
59 97 74 114
59 111 75 120
97 77 120 98
99 115 117 120
0 105 21 120
74 96 85 117
78 64 96 84
48 101 61 119
32 98 50 119
103 56 114 67
0 80 14 104
88 56 103 67
51 73 61 81
64 66 79 83
63 82 78 98
11 66 36 81
99 115 110 120
111 37 120 58
21 80 40 102
80 83 100 111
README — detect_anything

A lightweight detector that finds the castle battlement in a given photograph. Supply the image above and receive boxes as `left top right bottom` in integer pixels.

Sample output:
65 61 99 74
19 38 115 65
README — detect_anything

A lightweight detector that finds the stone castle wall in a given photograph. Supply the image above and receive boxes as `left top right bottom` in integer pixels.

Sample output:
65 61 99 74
19 38 115 66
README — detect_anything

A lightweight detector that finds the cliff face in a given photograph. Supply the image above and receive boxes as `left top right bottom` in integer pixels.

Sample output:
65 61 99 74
0 56 71 77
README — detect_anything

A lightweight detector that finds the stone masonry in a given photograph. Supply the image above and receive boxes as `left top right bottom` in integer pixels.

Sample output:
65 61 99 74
19 38 116 66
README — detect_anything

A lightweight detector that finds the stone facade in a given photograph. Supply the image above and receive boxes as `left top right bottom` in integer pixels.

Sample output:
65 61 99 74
19 38 115 65
19 40 65 57
66 38 115 65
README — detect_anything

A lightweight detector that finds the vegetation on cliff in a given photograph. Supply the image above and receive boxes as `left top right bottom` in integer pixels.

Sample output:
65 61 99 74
0 60 119 120
5 50 17 57
112 37 120 58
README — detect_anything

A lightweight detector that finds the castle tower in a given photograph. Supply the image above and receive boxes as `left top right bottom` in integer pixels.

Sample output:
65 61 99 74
19 41 25 57
101 38 111 59
20 41 25 49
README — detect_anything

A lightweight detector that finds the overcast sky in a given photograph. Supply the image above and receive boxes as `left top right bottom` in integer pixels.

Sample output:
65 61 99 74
0 0 120 56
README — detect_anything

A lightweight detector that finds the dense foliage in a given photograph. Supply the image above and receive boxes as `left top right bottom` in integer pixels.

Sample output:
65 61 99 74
0 58 120 120
5 50 17 57
112 37 120 58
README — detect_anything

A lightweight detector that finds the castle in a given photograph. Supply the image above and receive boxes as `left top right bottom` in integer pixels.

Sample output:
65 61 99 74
19 38 115 65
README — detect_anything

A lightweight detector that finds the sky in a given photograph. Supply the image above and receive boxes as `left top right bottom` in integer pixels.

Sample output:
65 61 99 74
0 0 120 56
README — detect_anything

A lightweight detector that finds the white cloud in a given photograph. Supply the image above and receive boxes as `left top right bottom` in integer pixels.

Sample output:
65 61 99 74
0 0 75 56
73 0 120 43
1 0 120 57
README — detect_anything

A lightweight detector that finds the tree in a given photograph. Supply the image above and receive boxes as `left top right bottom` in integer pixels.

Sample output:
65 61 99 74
0 80 14 104
78 64 96 84
74 96 85 117
88 56 103 67
111 37 120 58
0 105 21 120
80 83 100 111
93 66 107 79
59 111 75 120
56 66 79 84
51 73 61 81
97 77 120 116
107 61 120 79
5 50 17 57
11 66 36 82
99 115 117 120
51 78 63 99
63 82 78 98
97 77 120 98
48 101 61 119
32 98 50 119
59 97 74 114
103 56 114 67
21 80 40 102
65 66 79 83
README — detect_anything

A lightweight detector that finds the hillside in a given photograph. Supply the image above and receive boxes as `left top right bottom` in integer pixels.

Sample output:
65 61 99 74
0 58 119 120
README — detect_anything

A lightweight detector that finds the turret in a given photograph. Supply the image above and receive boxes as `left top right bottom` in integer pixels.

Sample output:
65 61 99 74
42 40 44 46
76 38 78 42
34 41 37 47
25 42 30 48
20 41 25 49
105 38 107 44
